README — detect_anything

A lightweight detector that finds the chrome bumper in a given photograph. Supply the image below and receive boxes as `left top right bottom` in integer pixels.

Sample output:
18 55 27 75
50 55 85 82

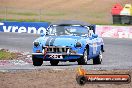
32 53 83 56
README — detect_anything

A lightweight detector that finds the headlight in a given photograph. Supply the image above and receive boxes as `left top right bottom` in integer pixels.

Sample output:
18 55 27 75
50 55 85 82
34 42 39 47
75 42 82 47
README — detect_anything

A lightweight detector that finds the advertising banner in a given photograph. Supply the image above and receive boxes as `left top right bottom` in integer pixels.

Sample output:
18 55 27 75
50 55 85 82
96 25 132 39
0 21 49 34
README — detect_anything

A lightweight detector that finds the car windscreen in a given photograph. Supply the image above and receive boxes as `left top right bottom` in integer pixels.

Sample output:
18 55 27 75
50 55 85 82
48 25 89 36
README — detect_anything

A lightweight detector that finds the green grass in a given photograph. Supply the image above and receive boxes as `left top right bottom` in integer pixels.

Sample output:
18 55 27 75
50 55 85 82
9 12 38 16
0 18 48 22
0 18 130 26
0 11 38 16
0 49 18 60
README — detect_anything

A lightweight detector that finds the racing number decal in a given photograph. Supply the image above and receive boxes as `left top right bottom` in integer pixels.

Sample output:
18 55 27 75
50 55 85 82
93 43 97 54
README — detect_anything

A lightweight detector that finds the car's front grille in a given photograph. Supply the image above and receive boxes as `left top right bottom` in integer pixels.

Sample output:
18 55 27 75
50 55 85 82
43 46 71 53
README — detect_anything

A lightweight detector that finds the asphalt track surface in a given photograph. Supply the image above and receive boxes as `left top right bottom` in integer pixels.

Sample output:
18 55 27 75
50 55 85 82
0 32 132 71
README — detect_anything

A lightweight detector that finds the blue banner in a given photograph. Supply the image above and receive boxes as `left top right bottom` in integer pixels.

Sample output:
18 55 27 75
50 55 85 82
0 21 50 34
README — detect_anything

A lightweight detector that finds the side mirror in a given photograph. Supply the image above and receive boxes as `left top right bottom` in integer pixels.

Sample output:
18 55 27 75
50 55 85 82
89 25 96 34
92 34 98 38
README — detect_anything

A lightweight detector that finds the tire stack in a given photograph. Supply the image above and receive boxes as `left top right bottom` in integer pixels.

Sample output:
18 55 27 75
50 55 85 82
111 3 132 25
111 3 123 24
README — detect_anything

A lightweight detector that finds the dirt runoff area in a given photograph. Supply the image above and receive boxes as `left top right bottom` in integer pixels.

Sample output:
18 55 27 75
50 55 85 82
0 69 132 88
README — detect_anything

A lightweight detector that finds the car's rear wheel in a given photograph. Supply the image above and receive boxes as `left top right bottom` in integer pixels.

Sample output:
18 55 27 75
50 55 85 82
50 60 59 66
93 51 102 64
77 49 88 65
32 55 43 66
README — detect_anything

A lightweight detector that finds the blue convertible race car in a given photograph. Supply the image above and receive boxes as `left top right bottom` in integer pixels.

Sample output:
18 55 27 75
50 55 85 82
32 20 104 66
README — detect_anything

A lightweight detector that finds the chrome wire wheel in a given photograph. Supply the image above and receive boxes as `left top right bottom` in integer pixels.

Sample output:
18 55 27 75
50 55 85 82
78 49 88 65
83 49 88 64
99 51 103 62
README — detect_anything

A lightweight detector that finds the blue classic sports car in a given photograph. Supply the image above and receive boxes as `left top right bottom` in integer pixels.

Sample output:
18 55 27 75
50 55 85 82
32 20 104 66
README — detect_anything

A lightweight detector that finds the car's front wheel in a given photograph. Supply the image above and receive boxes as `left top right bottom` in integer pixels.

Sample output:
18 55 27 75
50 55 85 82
77 49 88 65
93 51 102 64
32 55 43 66
50 60 59 66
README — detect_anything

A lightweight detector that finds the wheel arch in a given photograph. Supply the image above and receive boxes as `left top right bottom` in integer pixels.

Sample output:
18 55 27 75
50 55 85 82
101 45 104 52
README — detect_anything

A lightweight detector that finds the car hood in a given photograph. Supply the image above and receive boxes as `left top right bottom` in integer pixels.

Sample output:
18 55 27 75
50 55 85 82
43 35 82 47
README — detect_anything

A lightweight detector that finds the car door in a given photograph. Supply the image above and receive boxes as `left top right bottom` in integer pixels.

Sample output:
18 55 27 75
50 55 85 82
92 37 102 56
87 37 98 59
88 28 98 58
92 39 98 55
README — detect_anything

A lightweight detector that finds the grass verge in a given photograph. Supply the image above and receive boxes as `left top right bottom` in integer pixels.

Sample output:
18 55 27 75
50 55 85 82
0 49 18 60
0 18 48 22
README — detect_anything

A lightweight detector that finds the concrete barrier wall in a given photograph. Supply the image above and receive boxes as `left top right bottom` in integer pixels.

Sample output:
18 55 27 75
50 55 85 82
0 21 132 39
96 25 132 39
